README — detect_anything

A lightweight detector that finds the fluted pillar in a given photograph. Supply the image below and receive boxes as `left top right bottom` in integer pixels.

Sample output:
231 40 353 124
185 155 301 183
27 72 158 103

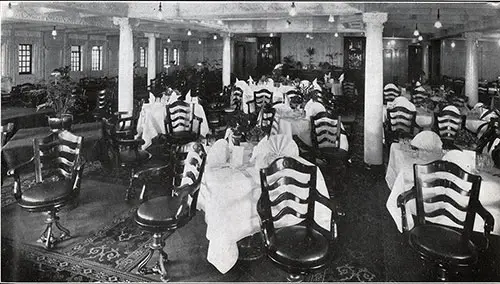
363 12 387 166
222 34 232 87
464 32 481 106
113 17 134 116
145 32 158 85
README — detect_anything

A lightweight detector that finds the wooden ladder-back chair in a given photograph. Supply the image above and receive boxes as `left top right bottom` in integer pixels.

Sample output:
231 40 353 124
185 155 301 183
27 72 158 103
434 106 463 150
385 106 417 147
384 83 401 105
258 156 339 282
133 142 207 282
397 160 493 281
7 130 84 249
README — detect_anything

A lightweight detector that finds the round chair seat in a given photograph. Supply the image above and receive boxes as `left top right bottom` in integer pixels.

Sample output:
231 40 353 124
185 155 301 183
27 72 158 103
135 196 190 232
409 224 478 266
18 180 75 211
267 225 330 274
119 149 152 164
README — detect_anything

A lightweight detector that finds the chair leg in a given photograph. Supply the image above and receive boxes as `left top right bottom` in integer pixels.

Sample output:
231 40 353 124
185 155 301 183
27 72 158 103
126 168 136 200
287 273 304 282
136 232 170 282
37 210 71 249
436 264 449 281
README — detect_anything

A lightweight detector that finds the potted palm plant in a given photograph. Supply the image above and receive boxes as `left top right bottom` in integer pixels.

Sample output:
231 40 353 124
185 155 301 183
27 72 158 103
35 66 81 131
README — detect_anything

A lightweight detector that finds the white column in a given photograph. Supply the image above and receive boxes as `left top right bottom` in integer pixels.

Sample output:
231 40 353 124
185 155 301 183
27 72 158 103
363 12 387 166
113 17 134 116
222 34 231 87
465 32 481 106
421 43 429 83
145 32 158 85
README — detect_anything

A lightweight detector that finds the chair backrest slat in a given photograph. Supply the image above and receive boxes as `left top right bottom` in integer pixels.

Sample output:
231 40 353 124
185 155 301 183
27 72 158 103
311 112 341 150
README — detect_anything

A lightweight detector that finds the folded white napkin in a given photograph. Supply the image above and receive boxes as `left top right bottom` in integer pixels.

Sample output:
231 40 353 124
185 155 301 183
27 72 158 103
207 139 230 167
184 90 192 102
312 79 322 91
248 76 255 85
299 80 311 89
442 150 475 173
251 134 299 170
149 92 156 103
304 99 326 117
339 73 344 84
411 130 443 152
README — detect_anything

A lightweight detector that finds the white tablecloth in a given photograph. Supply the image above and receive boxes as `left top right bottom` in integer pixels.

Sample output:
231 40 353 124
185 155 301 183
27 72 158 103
385 142 500 236
136 101 209 150
197 142 332 274
274 112 349 152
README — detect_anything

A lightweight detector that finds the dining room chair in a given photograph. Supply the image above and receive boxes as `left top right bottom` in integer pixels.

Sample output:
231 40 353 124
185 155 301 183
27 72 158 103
310 90 335 114
257 156 339 282
341 81 356 97
453 78 465 95
164 100 203 146
260 104 277 136
253 88 274 110
411 87 429 107
226 86 243 112
385 106 417 148
6 130 85 249
133 141 207 282
434 106 463 150
383 83 401 105
396 160 494 281
102 116 152 200
92 88 114 121
478 82 489 105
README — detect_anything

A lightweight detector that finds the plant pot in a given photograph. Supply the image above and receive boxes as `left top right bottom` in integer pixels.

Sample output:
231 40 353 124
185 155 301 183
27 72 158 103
48 114 73 132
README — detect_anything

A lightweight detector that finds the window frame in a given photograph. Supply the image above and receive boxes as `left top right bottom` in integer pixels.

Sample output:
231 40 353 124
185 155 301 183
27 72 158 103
173 48 179 66
163 47 169 68
91 45 103 71
18 44 33 75
70 45 82 72
139 46 147 68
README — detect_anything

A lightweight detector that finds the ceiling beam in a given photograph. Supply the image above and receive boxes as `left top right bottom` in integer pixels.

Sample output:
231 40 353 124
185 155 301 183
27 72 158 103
17 2 128 18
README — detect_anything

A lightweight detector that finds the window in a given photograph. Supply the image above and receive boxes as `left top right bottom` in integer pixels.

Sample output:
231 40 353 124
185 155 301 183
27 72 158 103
139 46 147 67
173 48 179 65
18 44 32 74
91 46 103 71
163 48 169 67
70 46 81 71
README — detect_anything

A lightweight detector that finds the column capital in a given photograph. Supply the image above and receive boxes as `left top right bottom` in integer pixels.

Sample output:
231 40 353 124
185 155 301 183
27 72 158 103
112 17 129 27
463 32 482 40
144 32 160 38
362 12 388 26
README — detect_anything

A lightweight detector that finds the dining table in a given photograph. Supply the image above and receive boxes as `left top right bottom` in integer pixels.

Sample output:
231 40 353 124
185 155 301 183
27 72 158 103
2 122 102 169
197 140 333 274
272 108 350 152
135 99 209 150
385 142 500 236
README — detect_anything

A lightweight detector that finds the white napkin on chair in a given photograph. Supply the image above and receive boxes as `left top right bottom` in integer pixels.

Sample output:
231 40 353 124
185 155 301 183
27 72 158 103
312 79 322 91
304 99 326 118
250 134 299 170
248 76 255 85
410 130 443 152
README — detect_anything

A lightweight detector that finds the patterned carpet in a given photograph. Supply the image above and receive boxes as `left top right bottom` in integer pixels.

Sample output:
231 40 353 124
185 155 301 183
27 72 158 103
2 113 500 282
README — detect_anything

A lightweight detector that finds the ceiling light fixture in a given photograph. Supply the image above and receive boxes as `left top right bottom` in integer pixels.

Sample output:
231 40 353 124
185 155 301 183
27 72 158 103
198 40 202 45
270 33 274 37
157 2 163 19
413 23 420 37
434 9 442 29
328 15 335 23
418 35 423 41
51 26 57 38
217 20 223 25
305 34 310 39
167 36 171 43
286 20 291 29
7 2 13 17
187 29 192 36
451 41 456 48
213 34 218 40
334 32 339 37
289 2 297 17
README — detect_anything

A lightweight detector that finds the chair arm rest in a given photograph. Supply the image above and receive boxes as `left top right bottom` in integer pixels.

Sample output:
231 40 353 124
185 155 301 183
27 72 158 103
132 164 171 201
292 134 312 152
172 182 198 200
397 188 415 232
475 201 494 240
6 157 34 178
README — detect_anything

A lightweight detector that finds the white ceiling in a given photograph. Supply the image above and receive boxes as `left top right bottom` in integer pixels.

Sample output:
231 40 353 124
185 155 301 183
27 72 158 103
1 1 499 41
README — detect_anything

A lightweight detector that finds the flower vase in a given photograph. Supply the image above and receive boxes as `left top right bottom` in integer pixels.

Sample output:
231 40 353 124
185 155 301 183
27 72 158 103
48 113 73 132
